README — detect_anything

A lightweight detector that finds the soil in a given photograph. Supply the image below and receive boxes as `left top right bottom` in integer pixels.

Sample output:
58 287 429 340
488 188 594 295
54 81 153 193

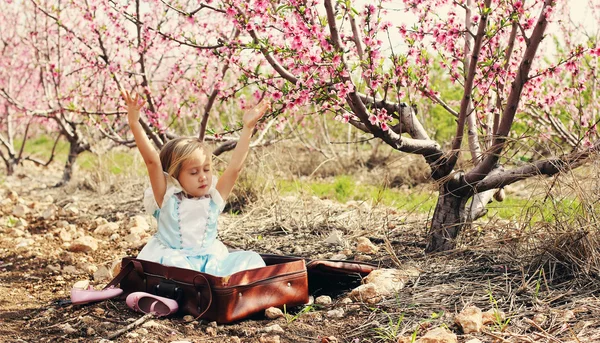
1 162 600 343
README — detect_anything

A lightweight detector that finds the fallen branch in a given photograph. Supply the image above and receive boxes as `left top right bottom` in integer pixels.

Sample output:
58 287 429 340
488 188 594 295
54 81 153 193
107 313 155 340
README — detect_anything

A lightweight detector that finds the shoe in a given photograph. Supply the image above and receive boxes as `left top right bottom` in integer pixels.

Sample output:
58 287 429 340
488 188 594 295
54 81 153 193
70 285 123 305
125 292 179 317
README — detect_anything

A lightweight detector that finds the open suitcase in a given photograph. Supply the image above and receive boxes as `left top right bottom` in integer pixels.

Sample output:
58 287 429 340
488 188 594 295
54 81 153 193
106 254 377 323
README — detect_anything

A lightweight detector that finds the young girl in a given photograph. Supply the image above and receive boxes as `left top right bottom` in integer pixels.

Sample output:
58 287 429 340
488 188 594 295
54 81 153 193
122 90 269 277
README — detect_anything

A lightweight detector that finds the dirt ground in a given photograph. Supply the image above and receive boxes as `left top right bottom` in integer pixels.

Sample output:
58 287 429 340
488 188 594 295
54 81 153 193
2 161 600 343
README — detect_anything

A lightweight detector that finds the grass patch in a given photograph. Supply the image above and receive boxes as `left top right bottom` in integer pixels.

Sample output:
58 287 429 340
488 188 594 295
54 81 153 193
277 175 438 213
485 196 584 223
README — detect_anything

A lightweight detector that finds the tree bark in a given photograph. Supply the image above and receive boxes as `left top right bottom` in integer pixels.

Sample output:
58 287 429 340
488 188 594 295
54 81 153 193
57 137 90 187
426 179 470 253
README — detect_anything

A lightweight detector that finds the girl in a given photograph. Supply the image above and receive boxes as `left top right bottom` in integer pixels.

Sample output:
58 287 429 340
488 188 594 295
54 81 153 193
122 90 269 277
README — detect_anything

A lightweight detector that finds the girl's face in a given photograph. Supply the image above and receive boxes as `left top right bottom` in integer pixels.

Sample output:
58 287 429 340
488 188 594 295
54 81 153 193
177 148 213 197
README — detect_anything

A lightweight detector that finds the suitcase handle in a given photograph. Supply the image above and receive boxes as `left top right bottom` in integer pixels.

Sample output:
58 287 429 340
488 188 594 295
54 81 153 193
193 274 213 320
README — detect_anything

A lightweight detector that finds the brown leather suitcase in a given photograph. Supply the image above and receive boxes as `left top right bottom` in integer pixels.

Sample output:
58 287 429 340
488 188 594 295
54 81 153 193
107 254 376 323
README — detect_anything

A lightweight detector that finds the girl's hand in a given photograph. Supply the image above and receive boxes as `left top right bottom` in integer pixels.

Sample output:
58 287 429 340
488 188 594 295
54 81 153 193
243 99 271 129
121 89 146 124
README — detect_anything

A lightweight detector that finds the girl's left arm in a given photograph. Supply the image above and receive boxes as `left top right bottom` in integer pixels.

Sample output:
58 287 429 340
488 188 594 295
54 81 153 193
216 100 270 200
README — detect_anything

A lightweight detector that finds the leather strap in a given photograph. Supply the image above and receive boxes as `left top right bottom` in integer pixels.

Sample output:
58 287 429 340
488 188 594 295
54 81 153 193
193 273 213 319
104 259 144 290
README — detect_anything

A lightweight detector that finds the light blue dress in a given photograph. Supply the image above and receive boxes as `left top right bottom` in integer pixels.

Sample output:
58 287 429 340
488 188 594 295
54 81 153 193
137 174 265 276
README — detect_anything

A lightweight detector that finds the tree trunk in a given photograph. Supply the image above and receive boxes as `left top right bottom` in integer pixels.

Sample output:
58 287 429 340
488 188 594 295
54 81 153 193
56 138 89 187
426 183 470 253
4 158 16 176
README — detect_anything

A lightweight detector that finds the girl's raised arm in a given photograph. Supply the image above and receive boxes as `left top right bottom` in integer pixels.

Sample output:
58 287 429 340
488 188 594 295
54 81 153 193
122 90 167 207
216 100 270 200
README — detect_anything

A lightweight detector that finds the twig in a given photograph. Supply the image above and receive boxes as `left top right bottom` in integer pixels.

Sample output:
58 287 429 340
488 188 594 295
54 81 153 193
107 313 155 340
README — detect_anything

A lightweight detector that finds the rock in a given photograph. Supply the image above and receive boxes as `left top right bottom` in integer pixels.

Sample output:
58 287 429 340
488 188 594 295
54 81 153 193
326 309 344 318
482 309 506 325
397 337 413 343
14 218 28 228
355 237 379 254
350 283 382 304
84 264 98 274
93 217 108 228
330 253 347 260
60 323 77 334
263 324 284 334
129 215 149 232
63 265 79 274
10 228 25 237
126 332 139 338
363 267 420 297
56 220 70 229
229 337 242 343
109 233 120 241
42 205 58 220
63 204 79 216
265 307 284 319
454 306 483 333
93 266 112 281
94 222 119 236
562 310 575 321
86 327 96 336
354 254 373 262
72 280 90 289
69 236 99 252
47 264 61 272
415 327 457 343
315 295 332 305
324 230 345 245
59 228 73 242
12 204 29 217
81 315 95 325
259 335 280 343
124 233 141 244
42 195 54 203
339 297 353 304
465 339 483 343
206 326 217 336
183 315 195 322
16 238 34 248
6 190 18 202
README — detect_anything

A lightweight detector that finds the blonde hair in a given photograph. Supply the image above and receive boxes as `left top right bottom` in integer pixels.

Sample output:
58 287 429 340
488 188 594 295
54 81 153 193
159 137 210 178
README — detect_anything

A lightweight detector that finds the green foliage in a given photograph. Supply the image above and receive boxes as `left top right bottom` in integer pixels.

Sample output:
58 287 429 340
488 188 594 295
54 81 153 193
373 312 406 342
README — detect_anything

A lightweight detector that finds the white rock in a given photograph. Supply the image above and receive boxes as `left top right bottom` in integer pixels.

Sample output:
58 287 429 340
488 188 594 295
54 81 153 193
330 253 347 260
47 264 61 272
42 195 54 203
59 229 73 242
10 228 26 237
265 307 284 319
129 215 149 231
73 280 90 290
324 230 345 245
349 284 382 304
259 335 280 343
363 268 420 297
355 237 379 254
84 264 99 274
12 204 29 217
454 306 483 333
415 327 457 343
339 297 353 304
42 205 58 220
109 233 120 241
93 217 108 228
183 315 195 322
315 295 332 305
482 309 506 325
56 220 70 229
94 222 119 236
263 324 284 334
63 265 79 274
69 236 99 252
326 309 345 318
16 238 34 248
60 323 77 334
93 266 112 281
465 339 483 343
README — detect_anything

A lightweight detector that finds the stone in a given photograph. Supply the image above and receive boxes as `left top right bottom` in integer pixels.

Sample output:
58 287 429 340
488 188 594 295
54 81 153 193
465 339 483 343
60 323 77 334
94 222 119 236
454 306 483 333
72 280 90 289
93 266 112 281
69 236 99 252
482 309 506 325
183 315 195 322
12 204 28 217
330 253 347 260
415 327 457 343
265 307 284 319
350 283 382 304
63 265 79 274
363 267 420 297
259 335 280 343
324 230 345 245
206 326 217 336
42 205 58 220
326 309 344 318
59 228 73 242
315 295 332 305
129 215 149 231
263 324 284 334
356 237 379 254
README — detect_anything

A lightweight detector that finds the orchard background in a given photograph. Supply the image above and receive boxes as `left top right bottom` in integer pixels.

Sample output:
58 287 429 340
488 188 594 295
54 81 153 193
1 0 600 342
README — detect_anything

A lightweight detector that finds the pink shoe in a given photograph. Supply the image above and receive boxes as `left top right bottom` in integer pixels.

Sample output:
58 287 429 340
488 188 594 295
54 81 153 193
70 285 123 305
125 292 179 317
